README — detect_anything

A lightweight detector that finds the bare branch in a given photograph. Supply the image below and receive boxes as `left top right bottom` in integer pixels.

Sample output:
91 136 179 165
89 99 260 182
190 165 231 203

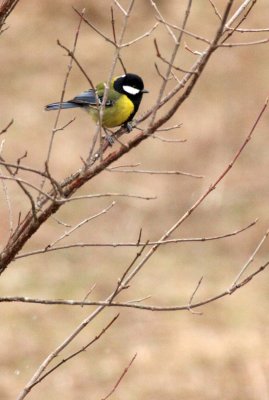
157 18 211 44
121 22 159 47
52 117 76 133
155 123 183 131
0 160 55 179
0 0 20 30
27 314 120 391
101 353 137 400
0 140 13 235
47 202 115 249
150 134 186 143
57 40 95 88
188 276 203 315
73 8 116 46
149 0 194 127
16 233 148 400
2 258 268 312
114 96 267 289
15 219 258 260
207 0 222 20
106 167 203 178
60 192 157 203
150 0 177 42
154 38 195 73
220 37 269 47
0 118 13 135
226 0 255 28
226 26 269 33
42 8 85 188
229 229 269 291
113 0 127 16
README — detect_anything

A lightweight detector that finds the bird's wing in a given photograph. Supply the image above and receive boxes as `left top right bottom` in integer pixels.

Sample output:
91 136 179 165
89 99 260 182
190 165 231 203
96 81 121 106
70 89 100 106
70 85 119 108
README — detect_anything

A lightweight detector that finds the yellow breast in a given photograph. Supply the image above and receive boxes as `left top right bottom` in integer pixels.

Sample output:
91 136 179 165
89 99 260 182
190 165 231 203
88 95 134 128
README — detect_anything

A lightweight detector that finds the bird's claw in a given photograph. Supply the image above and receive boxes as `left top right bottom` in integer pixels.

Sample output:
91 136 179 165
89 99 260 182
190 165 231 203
124 121 135 133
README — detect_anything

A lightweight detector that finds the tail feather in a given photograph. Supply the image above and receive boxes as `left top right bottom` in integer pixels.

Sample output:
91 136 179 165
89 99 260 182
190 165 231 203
45 102 82 111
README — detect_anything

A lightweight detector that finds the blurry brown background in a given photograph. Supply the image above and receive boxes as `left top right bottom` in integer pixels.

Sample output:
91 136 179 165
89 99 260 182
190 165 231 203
1 1 269 399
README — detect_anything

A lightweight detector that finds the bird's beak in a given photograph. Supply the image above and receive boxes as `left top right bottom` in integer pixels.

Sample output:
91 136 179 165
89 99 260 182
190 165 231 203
142 89 149 93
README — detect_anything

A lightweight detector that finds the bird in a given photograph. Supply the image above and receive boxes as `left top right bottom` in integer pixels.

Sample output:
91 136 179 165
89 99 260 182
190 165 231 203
45 73 148 131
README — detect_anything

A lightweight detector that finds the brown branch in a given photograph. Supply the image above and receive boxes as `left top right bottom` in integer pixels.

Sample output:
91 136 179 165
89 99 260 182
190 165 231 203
41 8 85 192
0 118 14 135
148 0 234 131
112 95 268 290
14 219 257 259
154 38 195 73
101 353 137 400
16 231 148 400
0 0 20 30
2 258 268 311
207 0 222 20
57 40 95 88
229 229 269 291
1 89 266 274
106 167 204 178
0 0 264 283
28 314 120 390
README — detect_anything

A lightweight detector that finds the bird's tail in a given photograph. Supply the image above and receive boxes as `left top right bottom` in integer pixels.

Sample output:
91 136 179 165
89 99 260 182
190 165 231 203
45 101 81 111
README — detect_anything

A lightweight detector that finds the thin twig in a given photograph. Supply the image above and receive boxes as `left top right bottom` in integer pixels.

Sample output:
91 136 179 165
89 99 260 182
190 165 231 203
59 192 157 203
121 22 159 47
16 229 147 400
188 276 203 315
41 8 85 196
113 0 127 15
116 96 268 291
157 18 210 44
101 353 137 400
207 0 222 20
154 38 195 73
226 26 269 32
15 219 258 260
57 40 95 88
229 229 269 291
28 314 120 390
47 202 115 249
225 0 254 28
150 134 186 143
149 0 194 127
106 167 203 179
2 259 269 311
0 118 14 135
0 140 13 234
151 0 177 42
220 38 269 47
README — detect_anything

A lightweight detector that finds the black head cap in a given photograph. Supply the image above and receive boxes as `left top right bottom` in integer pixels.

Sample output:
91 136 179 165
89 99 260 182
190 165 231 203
114 73 148 97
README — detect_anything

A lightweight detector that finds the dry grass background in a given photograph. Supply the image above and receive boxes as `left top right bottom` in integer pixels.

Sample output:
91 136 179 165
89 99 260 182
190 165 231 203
1 1 269 399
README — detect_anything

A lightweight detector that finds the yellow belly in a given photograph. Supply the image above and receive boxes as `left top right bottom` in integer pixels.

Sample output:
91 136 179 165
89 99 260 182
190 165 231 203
88 95 134 128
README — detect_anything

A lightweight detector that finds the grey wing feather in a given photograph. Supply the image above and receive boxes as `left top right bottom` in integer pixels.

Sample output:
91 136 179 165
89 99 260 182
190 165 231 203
71 89 99 106
45 89 113 112
72 90 114 107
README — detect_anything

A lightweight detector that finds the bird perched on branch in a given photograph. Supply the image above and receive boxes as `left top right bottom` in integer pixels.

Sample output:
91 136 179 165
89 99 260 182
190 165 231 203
45 73 148 132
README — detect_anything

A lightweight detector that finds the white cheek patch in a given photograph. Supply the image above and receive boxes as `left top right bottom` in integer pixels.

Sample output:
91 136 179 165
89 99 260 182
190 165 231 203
123 85 140 95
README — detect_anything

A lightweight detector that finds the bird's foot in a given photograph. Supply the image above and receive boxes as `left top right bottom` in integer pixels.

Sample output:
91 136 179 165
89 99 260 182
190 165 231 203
103 129 114 146
124 121 135 133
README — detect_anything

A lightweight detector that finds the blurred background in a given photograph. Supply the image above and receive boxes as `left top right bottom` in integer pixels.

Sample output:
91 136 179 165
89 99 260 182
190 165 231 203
1 0 269 399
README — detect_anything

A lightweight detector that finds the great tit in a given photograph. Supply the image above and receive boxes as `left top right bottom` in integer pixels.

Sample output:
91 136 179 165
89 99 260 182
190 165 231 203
45 73 148 130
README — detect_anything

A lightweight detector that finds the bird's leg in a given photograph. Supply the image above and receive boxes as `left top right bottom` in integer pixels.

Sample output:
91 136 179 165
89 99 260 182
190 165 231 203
103 128 114 146
123 120 135 133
